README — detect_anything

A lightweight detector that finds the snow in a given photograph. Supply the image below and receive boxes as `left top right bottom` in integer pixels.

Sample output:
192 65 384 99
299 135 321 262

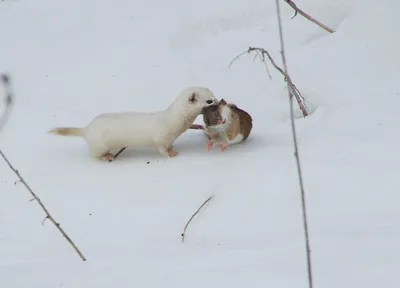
1 0 400 287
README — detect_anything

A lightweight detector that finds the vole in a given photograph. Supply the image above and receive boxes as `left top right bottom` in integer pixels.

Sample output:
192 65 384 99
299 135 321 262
190 98 252 151
48 86 218 161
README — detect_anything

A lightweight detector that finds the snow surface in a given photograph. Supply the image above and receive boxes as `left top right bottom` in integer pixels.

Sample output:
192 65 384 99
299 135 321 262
1 0 400 287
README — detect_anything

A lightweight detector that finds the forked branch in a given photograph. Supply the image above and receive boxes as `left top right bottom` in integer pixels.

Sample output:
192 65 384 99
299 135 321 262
284 0 335 33
229 47 309 117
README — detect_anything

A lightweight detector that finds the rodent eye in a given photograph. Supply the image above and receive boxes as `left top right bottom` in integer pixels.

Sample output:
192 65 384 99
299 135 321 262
206 100 213 104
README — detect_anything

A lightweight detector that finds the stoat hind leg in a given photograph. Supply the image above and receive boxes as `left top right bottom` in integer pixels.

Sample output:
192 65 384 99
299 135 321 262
89 144 114 161
101 153 116 162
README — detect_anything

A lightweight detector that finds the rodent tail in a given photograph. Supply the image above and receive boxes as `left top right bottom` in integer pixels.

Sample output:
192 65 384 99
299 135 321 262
189 124 205 130
48 127 84 137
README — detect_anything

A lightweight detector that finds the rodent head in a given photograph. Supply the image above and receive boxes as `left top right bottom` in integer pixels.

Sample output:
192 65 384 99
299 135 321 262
219 98 227 106
202 98 228 126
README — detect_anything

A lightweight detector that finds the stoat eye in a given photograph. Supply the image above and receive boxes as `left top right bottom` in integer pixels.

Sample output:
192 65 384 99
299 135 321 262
206 100 213 104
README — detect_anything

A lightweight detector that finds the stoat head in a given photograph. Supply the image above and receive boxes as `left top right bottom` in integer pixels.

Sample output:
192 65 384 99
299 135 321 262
170 86 218 116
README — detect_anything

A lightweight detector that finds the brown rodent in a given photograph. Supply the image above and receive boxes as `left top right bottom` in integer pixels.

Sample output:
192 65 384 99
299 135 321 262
190 98 252 151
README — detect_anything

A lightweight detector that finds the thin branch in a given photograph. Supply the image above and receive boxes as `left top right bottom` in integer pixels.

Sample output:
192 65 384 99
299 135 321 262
229 47 309 117
181 195 213 243
0 150 87 261
255 50 273 79
0 74 15 134
228 50 248 68
284 0 335 33
109 147 127 162
228 49 271 79
275 1 313 288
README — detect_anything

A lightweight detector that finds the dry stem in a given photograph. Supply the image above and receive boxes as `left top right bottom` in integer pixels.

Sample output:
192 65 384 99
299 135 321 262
181 195 213 243
229 47 309 117
109 147 127 162
0 150 87 261
284 0 335 33
275 0 313 288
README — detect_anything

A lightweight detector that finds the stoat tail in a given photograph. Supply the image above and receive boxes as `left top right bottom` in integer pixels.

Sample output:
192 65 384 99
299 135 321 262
48 127 84 137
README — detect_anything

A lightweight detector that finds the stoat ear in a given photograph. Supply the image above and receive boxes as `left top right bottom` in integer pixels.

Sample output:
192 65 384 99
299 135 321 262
219 98 227 105
189 92 197 103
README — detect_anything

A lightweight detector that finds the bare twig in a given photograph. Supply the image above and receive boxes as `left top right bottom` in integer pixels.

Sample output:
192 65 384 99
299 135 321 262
0 74 14 134
109 147 127 162
284 0 335 33
0 150 87 261
229 47 308 117
252 49 272 79
114 147 126 158
181 195 213 243
275 1 313 288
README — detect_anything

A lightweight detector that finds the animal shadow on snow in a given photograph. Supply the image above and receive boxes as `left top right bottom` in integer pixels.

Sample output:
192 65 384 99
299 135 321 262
51 130 292 163
173 130 272 158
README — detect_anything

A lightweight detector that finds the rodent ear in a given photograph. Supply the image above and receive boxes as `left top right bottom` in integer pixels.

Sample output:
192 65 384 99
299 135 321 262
220 98 227 105
189 92 197 103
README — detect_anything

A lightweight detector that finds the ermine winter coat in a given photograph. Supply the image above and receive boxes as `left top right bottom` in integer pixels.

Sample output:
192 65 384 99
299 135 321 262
49 86 218 161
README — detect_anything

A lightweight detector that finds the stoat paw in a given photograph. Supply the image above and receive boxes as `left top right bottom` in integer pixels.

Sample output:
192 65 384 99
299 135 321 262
167 147 179 158
101 153 115 162
168 150 179 157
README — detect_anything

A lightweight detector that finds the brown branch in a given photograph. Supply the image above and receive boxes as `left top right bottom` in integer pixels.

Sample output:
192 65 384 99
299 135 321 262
110 147 127 162
0 150 87 261
284 0 335 33
254 50 273 79
275 1 313 288
181 195 213 243
229 47 309 117
228 50 272 79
